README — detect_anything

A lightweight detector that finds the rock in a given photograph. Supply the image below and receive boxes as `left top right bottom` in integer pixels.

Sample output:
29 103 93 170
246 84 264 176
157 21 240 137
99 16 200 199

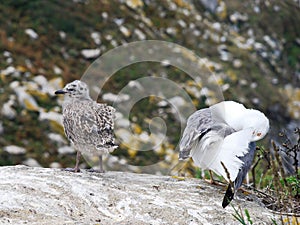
3 51 11 58
47 133 67 145
58 145 75 155
49 162 62 168
1 95 17 119
39 110 63 125
53 65 63 75
134 29 146 40
22 159 41 167
3 146 26 155
120 26 131 38
216 1 227 20
178 19 187 28
1 66 16 76
114 18 124 26
91 31 101 45
273 5 280 12
125 0 143 9
253 5 260 13
168 96 186 108
217 44 232 61
128 80 144 91
102 93 130 103
229 12 248 23
0 166 279 224
199 0 218 13
263 35 277 49
59 31 66 40
102 12 108 19
25 28 39 39
80 48 101 59
10 81 40 112
157 100 168 107
233 59 243 68
115 117 130 128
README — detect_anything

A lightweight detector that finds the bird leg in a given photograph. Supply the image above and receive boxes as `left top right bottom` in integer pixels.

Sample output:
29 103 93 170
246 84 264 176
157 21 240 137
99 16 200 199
204 170 216 184
87 155 105 173
74 151 81 172
208 170 215 184
204 170 225 186
64 151 81 172
98 155 104 173
238 186 251 195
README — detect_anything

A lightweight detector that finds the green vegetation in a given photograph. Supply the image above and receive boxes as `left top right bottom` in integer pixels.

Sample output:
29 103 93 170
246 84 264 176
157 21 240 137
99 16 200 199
232 205 253 225
231 129 300 223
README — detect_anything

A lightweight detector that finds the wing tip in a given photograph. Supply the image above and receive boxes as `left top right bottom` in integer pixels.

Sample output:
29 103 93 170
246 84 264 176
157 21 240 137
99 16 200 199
222 183 234 208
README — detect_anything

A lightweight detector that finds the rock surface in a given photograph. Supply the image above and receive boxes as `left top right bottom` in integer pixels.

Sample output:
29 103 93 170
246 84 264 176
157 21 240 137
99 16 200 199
0 165 278 225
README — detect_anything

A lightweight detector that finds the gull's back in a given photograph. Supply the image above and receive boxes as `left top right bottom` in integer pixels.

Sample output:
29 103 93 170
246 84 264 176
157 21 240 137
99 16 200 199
179 108 213 160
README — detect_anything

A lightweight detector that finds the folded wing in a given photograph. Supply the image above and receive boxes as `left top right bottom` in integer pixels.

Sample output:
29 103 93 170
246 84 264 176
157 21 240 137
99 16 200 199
179 109 212 160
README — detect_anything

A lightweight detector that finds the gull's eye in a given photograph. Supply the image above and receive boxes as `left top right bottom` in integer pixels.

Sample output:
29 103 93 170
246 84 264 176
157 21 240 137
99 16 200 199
67 88 75 92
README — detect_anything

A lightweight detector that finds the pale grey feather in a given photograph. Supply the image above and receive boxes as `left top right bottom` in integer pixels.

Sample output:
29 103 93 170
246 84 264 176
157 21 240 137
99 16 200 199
179 108 212 159
179 106 249 160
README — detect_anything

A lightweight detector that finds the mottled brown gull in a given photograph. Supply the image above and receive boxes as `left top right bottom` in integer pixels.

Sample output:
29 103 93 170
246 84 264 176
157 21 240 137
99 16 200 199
179 101 269 208
55 80 117 172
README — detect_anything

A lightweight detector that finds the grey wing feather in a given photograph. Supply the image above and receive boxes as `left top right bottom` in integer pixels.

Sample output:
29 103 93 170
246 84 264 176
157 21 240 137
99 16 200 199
222 142 256 208
234 142 256 189
179 108 212 159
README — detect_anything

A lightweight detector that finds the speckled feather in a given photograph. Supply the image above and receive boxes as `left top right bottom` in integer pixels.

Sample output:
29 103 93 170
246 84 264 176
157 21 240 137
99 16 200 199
58 80 117 156
63 100 116 154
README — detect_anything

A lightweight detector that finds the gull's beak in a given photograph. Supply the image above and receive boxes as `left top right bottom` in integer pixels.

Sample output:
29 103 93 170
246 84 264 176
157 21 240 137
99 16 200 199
54 90 67 95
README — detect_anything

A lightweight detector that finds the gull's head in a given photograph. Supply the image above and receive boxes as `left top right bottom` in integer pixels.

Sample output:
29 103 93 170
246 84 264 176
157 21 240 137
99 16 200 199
244 109 270 141
55 80 90 100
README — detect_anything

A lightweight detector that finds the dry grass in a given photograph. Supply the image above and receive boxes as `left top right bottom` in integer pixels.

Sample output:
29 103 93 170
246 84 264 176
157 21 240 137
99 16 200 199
246 128 300 224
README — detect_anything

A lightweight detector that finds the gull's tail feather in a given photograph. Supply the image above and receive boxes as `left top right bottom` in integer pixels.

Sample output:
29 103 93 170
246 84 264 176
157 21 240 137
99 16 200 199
222 183 234 208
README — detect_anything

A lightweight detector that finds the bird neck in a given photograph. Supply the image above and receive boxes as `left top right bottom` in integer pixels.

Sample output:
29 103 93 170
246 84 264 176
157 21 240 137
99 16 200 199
63 95 92 105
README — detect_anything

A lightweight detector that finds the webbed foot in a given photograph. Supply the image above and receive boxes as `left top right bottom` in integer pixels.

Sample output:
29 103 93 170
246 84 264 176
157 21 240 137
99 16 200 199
87 168 105 173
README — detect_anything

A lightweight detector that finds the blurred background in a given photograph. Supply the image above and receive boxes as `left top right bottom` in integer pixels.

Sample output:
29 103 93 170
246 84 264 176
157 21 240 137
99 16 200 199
0 0 299 177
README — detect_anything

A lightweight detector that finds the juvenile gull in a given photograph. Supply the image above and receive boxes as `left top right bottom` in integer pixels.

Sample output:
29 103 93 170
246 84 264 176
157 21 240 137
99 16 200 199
179 101 269 207
55 80 117 172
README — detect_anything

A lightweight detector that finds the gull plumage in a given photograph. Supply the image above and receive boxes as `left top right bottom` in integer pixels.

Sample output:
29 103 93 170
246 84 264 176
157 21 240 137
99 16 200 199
55 80 117 172
179 101 269 207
